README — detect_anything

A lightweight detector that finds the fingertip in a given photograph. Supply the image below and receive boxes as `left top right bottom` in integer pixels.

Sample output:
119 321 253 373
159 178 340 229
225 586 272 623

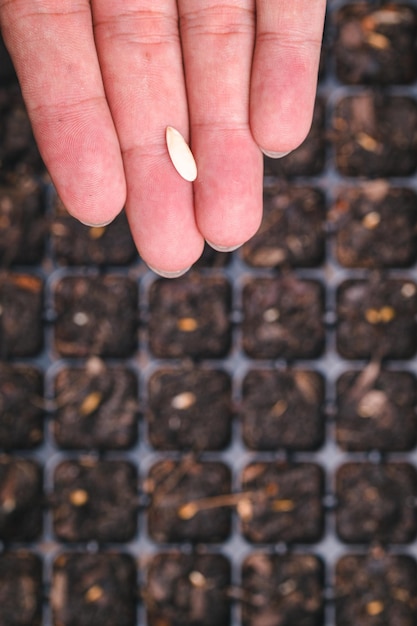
199 203 262 253
53 161 127 228
139 237 204 278
134 226 205 278
251 107 314 158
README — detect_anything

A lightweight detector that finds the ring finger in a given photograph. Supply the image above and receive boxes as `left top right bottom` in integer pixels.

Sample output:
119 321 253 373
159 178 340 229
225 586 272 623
178 0 263 251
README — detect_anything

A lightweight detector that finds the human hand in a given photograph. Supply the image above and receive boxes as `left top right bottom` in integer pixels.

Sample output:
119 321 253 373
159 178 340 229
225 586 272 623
0 1 326 276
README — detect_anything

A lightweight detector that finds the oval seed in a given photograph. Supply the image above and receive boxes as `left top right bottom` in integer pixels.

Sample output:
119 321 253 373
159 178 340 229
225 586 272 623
69 489 89 507
85 585 104 603
80 391 103 416
171 392 196 410
189 571 207 588
166 126 197 182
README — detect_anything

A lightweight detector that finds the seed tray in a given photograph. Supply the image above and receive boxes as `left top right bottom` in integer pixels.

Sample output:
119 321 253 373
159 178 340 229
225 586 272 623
2 2 417 625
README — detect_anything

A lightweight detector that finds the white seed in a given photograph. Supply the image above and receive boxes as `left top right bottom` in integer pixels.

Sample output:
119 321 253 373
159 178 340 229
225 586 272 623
263 308 280 323
189 571 207 588
73 311 89 326
402 283 416 298
166 126 197 182
171 391 196 410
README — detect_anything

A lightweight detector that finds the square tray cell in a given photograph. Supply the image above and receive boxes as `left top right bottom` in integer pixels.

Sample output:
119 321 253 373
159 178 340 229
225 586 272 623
0 457 43 542
146 459 232 544
330 182 417 268
336 463 417 544
336 368 416 451
239 463 324 544
336 278 417 359
242 277 325 359
334 4 417 85
333 94 417 177
144 553 231 626
51 198 137 266
51 552 137 626
0 363 43 450
0 177 46 265
52 460 138 543
147 367 232 451
0 552 42 626
241 184 325 268
148 275 231 359
54 275 138 358
241 369 325 451
0 273 43 358
242 553 324 626
53 359 138 450
335 550 417 626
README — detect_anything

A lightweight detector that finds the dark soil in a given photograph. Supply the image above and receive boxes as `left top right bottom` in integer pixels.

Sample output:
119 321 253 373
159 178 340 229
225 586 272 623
54 275 138 357
0 83 45 183
336 367 416 451
240 463 324 544
53 359 138 450
336 277 417 359
146 459 232 544
0 552 42 626
242 277 325 359
0 272 43 358
334 4 417 84
147 367 232 451
0 457 43 541
0 177 47 265
51 198 137 266
241 369 325 451
330 182 417 268
336 463 417 544
333 94 417 176
51 552 137 626
335 549 417 626
242 553 324 626
148 275 231 359
52 460 138 542
0 363 43 450
0 38 16 85
144 553 231 626
242 184 325 268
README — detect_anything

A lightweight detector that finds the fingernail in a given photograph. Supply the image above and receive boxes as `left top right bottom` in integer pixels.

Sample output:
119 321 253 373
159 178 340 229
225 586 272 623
148 265 191 279
206 240 242 253
79 218 114 227
262 149 291 159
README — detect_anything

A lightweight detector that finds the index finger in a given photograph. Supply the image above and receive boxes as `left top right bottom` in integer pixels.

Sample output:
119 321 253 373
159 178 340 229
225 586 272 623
0 0 126 226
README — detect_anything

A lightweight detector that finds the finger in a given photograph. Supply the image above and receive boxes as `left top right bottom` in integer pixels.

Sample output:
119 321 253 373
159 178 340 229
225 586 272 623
251 0 326 156
91 1 204 273
178 0 263 250
0 0 126 225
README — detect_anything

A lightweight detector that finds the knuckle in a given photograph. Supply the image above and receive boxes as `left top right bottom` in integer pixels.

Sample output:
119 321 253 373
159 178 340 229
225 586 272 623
180 4 254 38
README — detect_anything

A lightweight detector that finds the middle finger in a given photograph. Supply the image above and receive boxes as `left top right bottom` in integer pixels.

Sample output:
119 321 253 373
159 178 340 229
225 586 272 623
92 0 204 272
